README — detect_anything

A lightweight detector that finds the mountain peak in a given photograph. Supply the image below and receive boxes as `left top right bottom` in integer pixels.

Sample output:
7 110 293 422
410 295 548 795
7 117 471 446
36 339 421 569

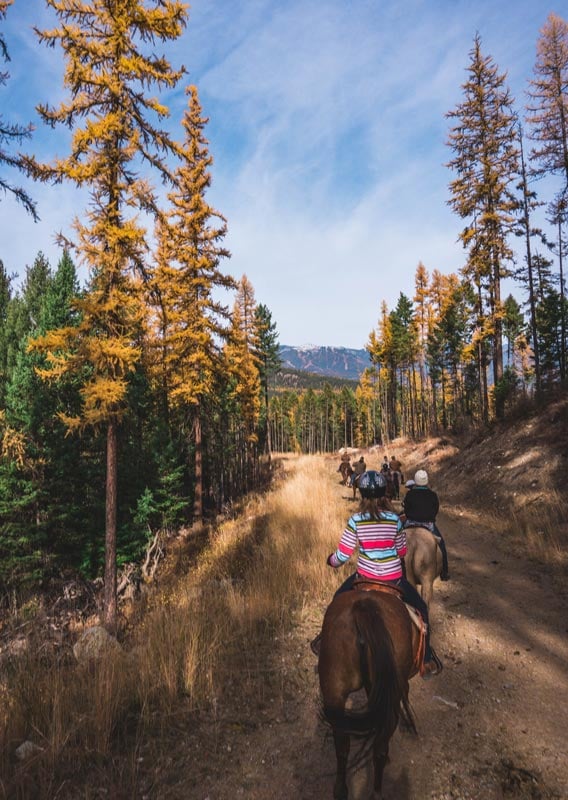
279 345 371 381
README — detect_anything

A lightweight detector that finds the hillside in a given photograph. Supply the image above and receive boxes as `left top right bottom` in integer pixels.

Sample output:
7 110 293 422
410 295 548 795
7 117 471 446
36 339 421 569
279 344 371 380
385 394 567 512
273 367 358 391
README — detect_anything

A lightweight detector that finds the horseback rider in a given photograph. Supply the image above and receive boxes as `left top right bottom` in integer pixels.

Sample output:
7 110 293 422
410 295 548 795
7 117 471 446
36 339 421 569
388 454 403 500
350 455 366 487
311 470 443 677
402 469 450 581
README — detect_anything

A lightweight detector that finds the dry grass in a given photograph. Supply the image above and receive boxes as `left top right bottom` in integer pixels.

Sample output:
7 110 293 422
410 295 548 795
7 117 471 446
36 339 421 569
505 490 568 572
0 454 345 798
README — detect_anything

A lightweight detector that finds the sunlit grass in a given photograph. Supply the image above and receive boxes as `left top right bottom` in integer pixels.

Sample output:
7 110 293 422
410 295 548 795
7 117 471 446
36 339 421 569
0 453 347 797
504 489 568 572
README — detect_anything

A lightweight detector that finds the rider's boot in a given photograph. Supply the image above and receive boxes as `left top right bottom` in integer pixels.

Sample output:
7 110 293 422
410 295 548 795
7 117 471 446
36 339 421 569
422 646 443 680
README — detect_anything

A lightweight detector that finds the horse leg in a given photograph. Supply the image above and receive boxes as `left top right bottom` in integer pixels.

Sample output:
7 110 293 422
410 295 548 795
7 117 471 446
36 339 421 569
422 576 434 609
332 728 350 800
372 738 389 800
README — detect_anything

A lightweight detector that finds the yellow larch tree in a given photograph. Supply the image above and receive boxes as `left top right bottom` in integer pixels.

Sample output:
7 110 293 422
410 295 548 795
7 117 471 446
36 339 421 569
150 85 234 523
26 0 187 630
224 277 261 488
413 261 430 433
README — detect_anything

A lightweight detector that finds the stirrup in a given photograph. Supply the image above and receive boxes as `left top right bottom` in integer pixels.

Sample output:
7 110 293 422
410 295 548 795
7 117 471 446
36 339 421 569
422 647 443 679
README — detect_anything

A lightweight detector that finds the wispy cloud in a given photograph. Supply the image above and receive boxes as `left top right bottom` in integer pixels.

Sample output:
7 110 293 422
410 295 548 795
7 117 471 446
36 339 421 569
0 0 557 347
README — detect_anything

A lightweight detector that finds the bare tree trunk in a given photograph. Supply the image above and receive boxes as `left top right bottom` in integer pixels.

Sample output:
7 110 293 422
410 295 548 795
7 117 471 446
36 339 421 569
104 418 118 632
558 218 566 382
193 410 203 523
492 249 505 419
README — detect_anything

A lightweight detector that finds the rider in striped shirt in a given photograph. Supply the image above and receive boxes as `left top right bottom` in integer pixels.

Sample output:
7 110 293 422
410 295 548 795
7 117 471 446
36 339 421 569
315 469 442 677
328 508 406 581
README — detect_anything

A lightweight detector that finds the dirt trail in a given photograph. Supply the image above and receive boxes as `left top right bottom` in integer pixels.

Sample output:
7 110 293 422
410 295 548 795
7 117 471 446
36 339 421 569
166 480 568 800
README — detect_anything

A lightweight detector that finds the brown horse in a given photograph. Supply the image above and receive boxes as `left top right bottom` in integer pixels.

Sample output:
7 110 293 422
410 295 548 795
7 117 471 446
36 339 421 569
404 526 443 608
318 586 422 799
338 461 354 486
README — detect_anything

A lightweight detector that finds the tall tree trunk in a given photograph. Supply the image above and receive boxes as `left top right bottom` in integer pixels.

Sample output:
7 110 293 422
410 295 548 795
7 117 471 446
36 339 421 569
518 132 541 395
558 218 566 382
193 410 203 523
492 250 505 419
104 418 118 632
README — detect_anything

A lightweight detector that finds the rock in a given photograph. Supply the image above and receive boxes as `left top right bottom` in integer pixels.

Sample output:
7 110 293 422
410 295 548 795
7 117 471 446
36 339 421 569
15 740 43 761
73 625 122 664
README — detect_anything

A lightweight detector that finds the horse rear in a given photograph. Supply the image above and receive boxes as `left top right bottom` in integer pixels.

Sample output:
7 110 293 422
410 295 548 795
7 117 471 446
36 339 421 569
404 527 443 608
318 590 418 799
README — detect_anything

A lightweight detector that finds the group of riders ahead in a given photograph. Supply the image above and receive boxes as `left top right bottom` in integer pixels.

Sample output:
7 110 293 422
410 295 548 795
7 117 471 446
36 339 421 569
339 452 406 500
315 454 451 677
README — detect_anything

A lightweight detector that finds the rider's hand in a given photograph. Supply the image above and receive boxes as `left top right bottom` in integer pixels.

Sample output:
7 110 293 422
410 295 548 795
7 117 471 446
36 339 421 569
327 553 336 567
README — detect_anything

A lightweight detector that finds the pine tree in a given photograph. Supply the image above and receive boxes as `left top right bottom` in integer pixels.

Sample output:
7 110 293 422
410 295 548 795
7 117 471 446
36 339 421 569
0 251 89 590
0 258 12 407
253 303 281 457
514 126 544 393
413 261 430 434
526 13 568 198
0 0 36 218
446 34 520 418
150 85 233 523
526 13 568 381
26 0 187 629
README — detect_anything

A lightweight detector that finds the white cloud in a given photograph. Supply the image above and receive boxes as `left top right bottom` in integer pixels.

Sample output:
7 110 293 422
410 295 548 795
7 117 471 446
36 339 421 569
0 0 559 349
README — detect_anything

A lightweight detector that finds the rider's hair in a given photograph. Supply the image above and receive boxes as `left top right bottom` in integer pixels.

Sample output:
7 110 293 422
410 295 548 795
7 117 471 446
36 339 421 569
359 495 394 519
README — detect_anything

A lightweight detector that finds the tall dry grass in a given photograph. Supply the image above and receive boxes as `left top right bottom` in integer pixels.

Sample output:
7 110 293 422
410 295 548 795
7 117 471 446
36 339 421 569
504 489 568 572
0 454 348 797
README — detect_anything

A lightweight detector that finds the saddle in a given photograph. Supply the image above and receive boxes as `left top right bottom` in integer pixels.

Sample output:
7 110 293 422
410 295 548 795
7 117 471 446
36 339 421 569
353 577 404 596
353 577 427 674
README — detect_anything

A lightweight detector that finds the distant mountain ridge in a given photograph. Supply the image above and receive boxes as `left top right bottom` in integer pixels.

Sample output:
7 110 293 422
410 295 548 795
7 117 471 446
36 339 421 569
279 344 371 381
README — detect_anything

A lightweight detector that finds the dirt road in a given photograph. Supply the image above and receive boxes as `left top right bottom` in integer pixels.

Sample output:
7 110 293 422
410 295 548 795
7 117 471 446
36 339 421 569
167 486 568 800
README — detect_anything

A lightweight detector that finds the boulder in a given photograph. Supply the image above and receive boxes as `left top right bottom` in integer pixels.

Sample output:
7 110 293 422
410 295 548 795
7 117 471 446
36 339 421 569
73 625 122 664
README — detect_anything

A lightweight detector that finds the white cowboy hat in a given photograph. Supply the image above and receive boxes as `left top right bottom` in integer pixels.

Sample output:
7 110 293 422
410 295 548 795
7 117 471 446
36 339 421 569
414 469 429 486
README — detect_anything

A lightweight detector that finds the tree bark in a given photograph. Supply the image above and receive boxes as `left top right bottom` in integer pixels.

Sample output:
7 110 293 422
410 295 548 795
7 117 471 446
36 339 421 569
104 418 118 632
193 410 203 523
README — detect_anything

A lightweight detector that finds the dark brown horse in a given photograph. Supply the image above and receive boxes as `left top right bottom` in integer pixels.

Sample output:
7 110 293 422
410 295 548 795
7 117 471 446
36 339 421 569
318 585 422 799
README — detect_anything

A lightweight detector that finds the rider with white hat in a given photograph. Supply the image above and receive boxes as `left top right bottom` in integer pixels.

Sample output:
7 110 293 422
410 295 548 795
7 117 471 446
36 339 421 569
402 469 450 581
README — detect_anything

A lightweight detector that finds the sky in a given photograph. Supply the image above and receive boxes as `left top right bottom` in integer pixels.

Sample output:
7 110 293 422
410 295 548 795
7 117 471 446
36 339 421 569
0 0 561 349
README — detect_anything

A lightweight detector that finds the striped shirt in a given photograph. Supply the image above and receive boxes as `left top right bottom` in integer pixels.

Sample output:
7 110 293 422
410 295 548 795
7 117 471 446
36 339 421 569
329 511 407 581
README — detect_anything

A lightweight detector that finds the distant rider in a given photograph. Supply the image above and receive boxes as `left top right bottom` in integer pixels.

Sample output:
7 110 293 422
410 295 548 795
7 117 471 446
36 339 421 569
351 455 366 487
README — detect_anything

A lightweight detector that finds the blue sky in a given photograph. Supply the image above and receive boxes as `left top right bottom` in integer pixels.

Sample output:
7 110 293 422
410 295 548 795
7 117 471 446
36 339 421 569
0 0 560 348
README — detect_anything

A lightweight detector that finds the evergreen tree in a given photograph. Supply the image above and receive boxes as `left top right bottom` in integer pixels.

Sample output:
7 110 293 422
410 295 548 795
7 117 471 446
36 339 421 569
413 261 430 434
253 303 281 457
0 258 12 407
26 0 187 629
526 13 568 200
502 294 525 368
0 251 91 590
446 34 520 418
514 126 545 393
0 0 36 218
527 12 568 381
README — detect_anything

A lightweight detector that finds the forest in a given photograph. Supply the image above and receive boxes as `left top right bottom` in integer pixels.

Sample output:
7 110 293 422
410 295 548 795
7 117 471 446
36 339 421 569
0 2 567 633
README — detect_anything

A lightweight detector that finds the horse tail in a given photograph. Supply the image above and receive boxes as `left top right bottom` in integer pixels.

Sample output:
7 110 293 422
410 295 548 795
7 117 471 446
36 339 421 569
322 596 416 743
